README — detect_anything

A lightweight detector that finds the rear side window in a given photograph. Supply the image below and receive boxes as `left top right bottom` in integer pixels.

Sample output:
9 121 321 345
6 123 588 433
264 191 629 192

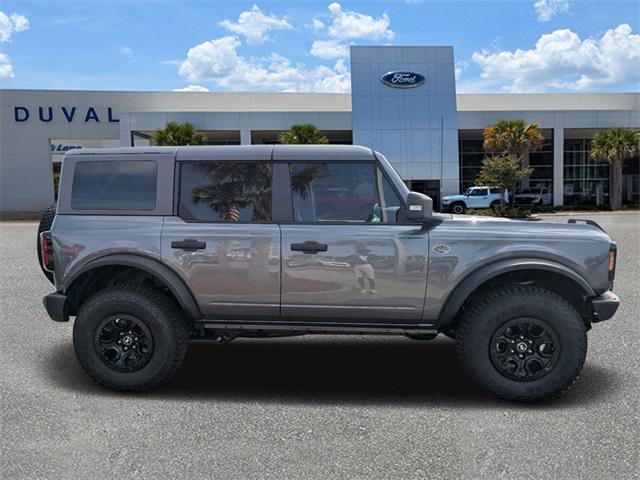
71 161 157 210
179 162 272 222
490 188 501 194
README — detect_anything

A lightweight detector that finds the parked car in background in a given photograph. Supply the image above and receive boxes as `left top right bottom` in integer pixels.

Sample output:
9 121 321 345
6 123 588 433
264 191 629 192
441 186 506 214
515 187 552 206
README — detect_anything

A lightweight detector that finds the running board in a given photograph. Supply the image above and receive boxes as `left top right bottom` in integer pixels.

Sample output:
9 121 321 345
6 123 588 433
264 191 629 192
195 320 438 336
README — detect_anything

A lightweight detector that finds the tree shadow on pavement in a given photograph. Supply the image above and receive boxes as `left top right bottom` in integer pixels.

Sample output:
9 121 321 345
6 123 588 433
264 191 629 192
45 337 621 408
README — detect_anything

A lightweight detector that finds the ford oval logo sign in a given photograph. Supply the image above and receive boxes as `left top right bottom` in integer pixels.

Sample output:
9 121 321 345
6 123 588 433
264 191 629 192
381 71 425 88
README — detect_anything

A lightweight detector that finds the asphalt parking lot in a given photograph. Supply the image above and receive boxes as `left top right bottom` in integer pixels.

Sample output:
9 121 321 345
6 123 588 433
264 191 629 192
1 213 638 479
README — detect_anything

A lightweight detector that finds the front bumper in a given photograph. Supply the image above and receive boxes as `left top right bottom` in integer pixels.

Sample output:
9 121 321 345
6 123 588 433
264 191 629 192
591 290 619 323
43 292 69 322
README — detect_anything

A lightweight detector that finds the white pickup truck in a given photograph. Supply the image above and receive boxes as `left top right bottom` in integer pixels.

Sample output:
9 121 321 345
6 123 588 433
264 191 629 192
441 186 507 214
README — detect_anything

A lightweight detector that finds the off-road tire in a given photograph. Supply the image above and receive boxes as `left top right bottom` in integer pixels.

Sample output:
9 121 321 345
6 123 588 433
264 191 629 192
73 285 189 392
37 202 56 284
456 286 587 402
451 202 466 214
490 200 500 211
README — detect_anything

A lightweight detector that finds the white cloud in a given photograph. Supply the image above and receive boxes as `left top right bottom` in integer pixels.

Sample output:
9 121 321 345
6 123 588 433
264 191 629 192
177 35 350 92
118 46 133 56
533 0 571 22
454 60 468 81
173 85 210 92
0 52 14 79
308 3 393 59
471 24 640 92
219 5 291 45
178 36 243 81
310 39 349 59
325 3 393 41
0 11 30 43
309 18 325 32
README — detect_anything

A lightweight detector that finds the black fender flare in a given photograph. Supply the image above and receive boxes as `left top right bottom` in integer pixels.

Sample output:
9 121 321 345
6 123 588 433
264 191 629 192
64 254 201 319
437 258 595 325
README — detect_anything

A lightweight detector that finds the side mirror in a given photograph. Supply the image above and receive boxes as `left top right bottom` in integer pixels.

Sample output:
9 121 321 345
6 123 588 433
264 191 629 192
406 191 434 221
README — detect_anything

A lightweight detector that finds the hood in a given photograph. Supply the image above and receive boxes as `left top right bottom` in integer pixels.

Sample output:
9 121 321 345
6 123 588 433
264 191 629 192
441 214 612 240
442 194 466 202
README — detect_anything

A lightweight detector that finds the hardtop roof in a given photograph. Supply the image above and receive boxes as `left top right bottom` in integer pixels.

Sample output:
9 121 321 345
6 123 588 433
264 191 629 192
65 144 376 161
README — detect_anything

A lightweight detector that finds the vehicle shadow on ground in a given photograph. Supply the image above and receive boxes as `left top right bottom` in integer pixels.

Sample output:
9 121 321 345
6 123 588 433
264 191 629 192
46 336 621 408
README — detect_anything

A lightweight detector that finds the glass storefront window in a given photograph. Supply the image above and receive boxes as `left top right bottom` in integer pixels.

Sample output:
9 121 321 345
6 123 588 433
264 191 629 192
563 137 611 207
459 130 554 198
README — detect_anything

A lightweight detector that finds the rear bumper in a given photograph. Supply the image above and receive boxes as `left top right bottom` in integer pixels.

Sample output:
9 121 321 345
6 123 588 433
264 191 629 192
591 290 619 323
43 292 69 322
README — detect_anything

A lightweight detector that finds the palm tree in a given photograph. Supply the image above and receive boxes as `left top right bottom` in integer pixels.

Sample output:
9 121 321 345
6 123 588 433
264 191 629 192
590 128 640 210
152 121 206 146
278 124 329 144
483 119 544 157
482 119 544 207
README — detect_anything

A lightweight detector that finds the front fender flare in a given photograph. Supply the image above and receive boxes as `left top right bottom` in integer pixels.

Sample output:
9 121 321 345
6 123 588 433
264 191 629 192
437 258 595 326
64 254 201 319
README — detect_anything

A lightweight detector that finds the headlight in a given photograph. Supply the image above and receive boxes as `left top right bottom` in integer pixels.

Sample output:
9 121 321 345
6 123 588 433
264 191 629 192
442 198 450 203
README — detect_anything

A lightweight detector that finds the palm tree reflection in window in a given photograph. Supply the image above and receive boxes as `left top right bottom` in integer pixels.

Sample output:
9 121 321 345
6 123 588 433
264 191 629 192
290 163 331 222
190 162 272 222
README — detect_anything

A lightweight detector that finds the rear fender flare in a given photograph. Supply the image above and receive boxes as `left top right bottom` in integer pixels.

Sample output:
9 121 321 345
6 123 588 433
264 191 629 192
64 254 201 319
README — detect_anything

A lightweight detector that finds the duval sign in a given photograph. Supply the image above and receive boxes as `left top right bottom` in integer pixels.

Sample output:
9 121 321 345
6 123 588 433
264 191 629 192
381 71 425 88
13 106 119 123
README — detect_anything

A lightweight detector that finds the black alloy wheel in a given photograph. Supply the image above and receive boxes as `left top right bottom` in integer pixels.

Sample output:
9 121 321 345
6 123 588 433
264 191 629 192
94 314 154 372
489 317 560 381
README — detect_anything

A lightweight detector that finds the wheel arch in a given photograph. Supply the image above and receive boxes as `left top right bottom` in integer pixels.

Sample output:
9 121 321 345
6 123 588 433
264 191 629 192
64 254 201 320
438 259 596 327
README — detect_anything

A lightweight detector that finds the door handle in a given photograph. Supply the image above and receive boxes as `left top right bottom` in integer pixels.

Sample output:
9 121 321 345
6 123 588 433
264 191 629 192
171 239 206 251
291 241 328 254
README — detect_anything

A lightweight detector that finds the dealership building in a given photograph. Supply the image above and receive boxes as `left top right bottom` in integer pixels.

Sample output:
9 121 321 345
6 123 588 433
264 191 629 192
1 45 638 216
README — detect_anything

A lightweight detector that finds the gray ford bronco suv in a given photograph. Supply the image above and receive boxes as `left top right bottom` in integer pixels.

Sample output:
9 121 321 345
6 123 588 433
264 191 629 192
39 145 619 401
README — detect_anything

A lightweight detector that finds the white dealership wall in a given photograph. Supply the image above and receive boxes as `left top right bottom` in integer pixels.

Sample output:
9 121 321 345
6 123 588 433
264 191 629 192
1 45 638 216
0 90 350 215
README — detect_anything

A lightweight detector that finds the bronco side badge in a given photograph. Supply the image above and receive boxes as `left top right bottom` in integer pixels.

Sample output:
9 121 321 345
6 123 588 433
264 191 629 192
433 244 450 254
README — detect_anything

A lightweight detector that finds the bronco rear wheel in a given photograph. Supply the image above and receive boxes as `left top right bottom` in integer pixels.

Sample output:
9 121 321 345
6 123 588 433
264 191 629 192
455 286 587 401
73 285 189 391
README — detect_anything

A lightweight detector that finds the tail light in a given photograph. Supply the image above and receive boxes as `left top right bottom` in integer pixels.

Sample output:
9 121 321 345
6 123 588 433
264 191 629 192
608 243 617 281
40 231 54 272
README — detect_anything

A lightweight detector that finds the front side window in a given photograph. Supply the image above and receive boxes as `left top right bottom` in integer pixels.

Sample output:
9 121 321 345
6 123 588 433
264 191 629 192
290 162 407 223
468 188 487 196
71 160 157 210
378 172 407 223
179 162 272 222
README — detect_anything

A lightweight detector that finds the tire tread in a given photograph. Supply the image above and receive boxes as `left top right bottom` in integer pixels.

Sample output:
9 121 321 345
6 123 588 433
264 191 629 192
456 285 587 402
74 284 189 392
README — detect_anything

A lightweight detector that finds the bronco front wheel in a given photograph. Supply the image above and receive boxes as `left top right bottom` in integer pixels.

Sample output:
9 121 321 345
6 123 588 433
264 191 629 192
455 286 587 401
73 285 188 391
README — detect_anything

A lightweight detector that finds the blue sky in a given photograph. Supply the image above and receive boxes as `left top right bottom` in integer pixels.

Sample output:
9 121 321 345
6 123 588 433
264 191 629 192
1 0 638 93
